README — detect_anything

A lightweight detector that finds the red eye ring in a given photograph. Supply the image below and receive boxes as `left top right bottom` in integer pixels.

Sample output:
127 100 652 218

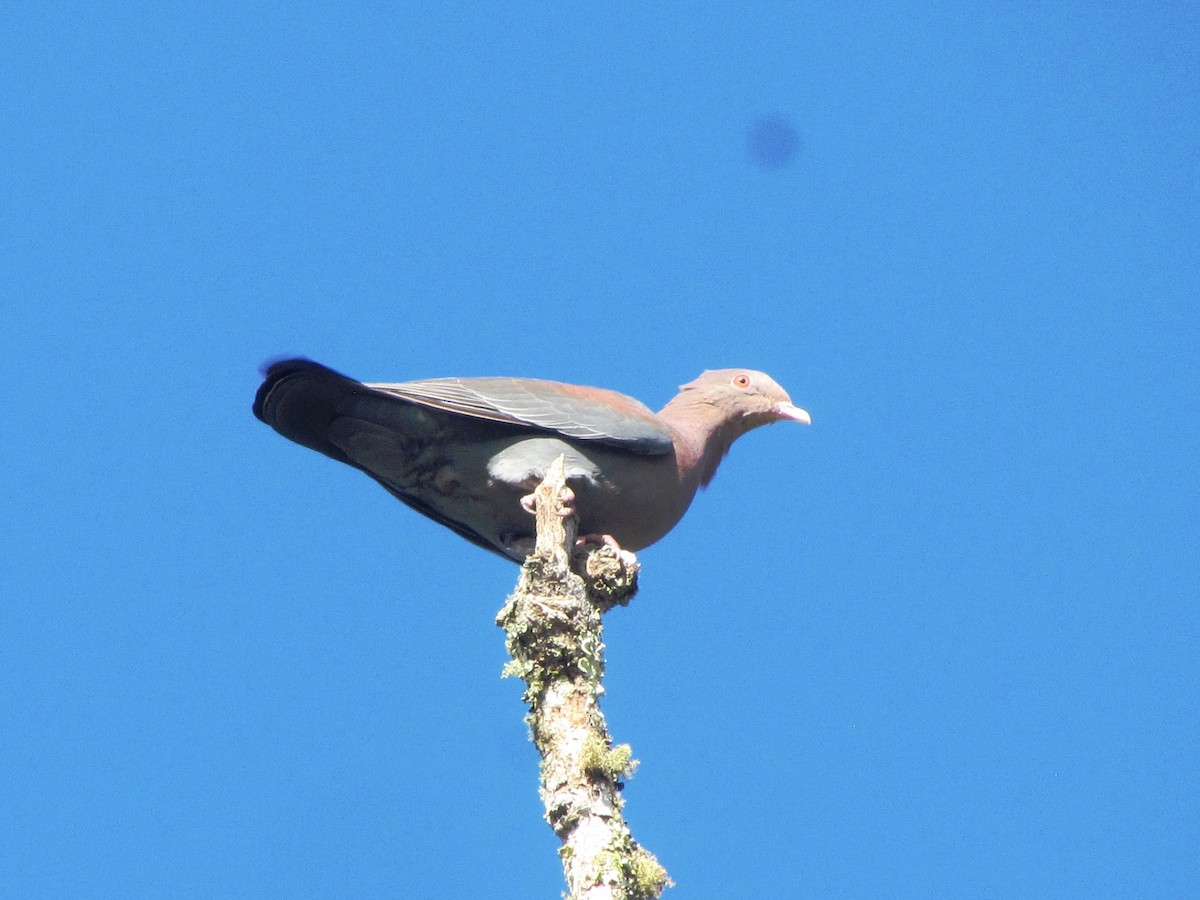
732 373 751 388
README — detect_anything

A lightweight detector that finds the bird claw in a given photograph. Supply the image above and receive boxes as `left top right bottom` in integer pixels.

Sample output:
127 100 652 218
576 533 622 551
520 485 576 518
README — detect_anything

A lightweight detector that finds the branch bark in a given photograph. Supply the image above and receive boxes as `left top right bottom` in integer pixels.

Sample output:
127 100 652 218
496 456 671 900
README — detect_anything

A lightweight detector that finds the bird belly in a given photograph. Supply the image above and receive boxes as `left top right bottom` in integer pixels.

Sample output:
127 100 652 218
487 438 691 552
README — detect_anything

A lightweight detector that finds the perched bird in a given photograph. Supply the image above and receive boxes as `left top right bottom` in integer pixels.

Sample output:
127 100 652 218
253 359 810 561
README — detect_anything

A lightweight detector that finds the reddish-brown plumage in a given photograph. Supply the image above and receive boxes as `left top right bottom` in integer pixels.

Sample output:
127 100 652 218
254 359 809 561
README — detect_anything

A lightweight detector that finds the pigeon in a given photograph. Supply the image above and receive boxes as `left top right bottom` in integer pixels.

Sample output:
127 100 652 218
253 359 810 561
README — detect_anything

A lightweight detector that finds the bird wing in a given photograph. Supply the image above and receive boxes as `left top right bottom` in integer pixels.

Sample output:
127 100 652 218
368 377 675 455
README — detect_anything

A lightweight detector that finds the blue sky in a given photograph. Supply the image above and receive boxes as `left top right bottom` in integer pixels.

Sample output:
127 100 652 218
3 3 1197 897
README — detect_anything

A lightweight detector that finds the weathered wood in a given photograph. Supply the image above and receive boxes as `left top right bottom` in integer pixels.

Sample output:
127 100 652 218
496 456 669 899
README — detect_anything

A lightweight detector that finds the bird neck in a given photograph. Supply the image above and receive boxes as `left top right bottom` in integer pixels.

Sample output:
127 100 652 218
658 396 745 489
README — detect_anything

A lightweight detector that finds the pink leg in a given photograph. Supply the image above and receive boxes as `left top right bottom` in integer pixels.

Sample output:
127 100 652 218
576 533 623 551
520 485 576 517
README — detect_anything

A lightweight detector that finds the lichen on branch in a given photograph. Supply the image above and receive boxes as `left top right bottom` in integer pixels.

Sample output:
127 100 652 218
496 456 671 900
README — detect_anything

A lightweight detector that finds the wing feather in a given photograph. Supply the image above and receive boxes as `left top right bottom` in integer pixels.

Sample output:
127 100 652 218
367 377 674 455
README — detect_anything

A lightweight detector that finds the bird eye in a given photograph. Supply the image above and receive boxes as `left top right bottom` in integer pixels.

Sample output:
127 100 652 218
732 373 751 389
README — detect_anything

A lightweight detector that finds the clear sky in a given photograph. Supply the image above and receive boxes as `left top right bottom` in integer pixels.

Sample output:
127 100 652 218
3 3 1197 898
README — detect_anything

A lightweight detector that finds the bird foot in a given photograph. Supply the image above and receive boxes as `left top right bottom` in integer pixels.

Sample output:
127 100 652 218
520 485 576 518
576 533 622 551
575 533 639 571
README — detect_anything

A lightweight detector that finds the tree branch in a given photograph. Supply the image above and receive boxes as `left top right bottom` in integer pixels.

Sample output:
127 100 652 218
496 456 671 899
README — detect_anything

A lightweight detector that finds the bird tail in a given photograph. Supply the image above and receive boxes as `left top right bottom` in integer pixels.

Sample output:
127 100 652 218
253 358 363 465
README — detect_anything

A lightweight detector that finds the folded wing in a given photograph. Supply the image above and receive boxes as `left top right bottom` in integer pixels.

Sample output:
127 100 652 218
366 376 674 454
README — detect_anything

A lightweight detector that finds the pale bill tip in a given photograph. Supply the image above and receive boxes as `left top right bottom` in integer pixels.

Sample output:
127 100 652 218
777 402 812 425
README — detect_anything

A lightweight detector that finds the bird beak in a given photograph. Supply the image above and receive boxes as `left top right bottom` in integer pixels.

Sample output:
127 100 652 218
775 402 812 424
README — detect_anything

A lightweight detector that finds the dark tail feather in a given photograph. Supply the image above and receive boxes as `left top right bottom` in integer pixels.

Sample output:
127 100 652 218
253 358 364 465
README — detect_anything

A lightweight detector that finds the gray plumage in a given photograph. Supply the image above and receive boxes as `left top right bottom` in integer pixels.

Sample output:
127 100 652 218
253 359 810 561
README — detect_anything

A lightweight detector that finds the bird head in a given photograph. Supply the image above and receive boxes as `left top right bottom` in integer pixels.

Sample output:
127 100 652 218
678 369 811 429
